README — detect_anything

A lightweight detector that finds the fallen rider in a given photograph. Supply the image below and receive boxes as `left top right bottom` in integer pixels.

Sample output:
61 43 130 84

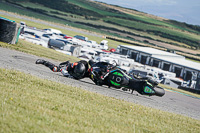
35 59 89 80
35 59 164 96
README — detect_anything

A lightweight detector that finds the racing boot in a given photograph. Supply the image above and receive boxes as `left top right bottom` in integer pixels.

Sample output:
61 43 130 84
35 59 45 64
36 59 60 72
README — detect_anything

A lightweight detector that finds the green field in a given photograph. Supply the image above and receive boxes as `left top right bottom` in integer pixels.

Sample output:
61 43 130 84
1 0 200 50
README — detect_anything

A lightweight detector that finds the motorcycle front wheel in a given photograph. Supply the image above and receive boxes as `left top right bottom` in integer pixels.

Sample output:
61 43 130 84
153 86 165 97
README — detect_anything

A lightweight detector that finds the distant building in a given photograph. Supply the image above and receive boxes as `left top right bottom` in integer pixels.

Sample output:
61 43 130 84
118 45 200 90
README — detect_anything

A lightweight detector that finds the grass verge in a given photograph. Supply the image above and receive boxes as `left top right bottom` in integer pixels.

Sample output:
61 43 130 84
159 84 200 98
0 39 79 62
0 68 200 132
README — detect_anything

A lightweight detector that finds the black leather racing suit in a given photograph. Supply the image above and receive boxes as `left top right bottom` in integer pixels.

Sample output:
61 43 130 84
36 59 89 79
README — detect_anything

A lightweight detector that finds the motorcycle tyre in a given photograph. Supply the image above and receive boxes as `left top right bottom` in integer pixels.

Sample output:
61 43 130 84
153 87 165 97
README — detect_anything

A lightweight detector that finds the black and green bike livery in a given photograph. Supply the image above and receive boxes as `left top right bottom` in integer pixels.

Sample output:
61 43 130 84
90 62 165 97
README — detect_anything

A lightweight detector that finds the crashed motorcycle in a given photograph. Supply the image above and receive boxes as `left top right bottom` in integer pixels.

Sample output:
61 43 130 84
89 62 165 97
59 60 165 97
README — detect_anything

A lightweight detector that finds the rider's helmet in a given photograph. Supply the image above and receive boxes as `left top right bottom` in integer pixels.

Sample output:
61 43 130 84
73 62 86 79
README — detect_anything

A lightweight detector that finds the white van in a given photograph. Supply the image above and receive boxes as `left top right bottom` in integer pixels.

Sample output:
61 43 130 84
100 40 108 50
44 28 62 35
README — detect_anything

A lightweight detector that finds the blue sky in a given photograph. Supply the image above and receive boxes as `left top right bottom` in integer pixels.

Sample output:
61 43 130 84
95 0 200 26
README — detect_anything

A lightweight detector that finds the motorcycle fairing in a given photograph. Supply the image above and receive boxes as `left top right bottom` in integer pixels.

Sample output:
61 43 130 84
143 82 155 94
144 86 155 94
108 69 130 87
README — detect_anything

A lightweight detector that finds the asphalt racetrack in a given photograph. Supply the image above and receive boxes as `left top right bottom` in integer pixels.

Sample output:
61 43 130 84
0 47 200 120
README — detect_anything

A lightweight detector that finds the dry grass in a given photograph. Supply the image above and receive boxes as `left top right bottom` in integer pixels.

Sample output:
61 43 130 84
0 68 200 132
